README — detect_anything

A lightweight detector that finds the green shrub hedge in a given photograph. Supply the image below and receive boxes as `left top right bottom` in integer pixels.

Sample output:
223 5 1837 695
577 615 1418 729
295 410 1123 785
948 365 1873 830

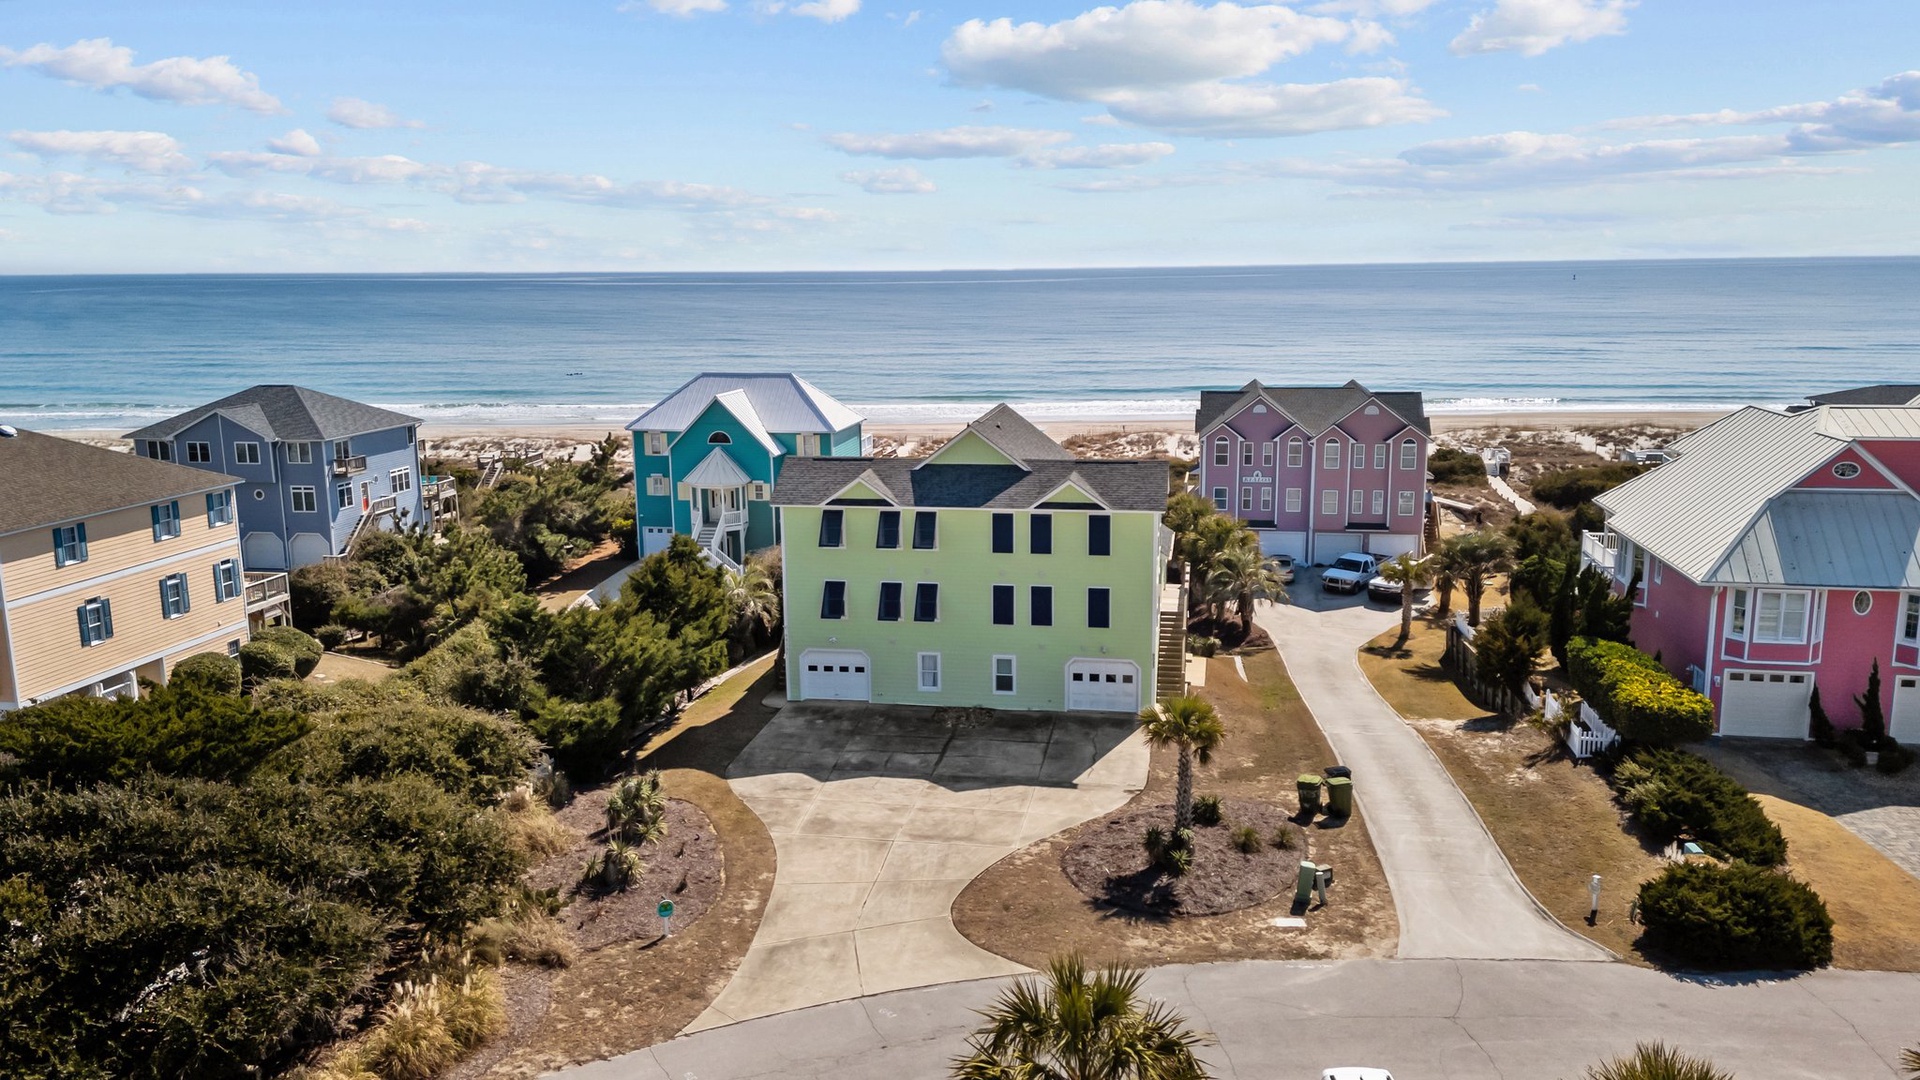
1610 749 1787 866
252 626 324 678
1568 636 1714 745
1637 861 1832 970
170 652 243 697
238 640 299 688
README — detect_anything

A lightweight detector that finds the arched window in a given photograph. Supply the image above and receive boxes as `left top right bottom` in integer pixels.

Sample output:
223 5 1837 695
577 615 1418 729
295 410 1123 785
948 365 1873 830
708 431 732 444
1322 438 1341 470
1287 437 1303 468
1213 435 1229 467
1399 438 1417 470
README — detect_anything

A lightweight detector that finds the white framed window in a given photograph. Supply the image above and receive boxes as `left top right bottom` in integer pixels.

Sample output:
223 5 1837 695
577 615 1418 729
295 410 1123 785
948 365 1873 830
1853 590 1873 616
1399 439 1418 470
1260 488 1272 512
337 484 353 510
1285 488 1301 513
647 474 669 496
1652 558 1663 584
1213 436 1229 467
1374 444 1388 470
1902 594 1920 643
1212 487 1228 511
1287 438 1303 468
233 442 260 465
77 597 113 646
1322 489 1338 515
748 481 770 500
213 559 242 602
1352 443 1366 469
185 441 211 463
1350 488 1363 513
798 433 821 456
150 500 181 541
1397 490 1416 517
1240 488 1253 512
1730 589 1749 639
1262 442 1274 467
53 524 89 567
644 432 668 455
1322 439 1340 469
1241 441 1254 467
919 652 942 692
1370 490 1385 517
1754 590 1810 644
291 486 317 514
390 468 413 493
992 655 1017 695
286 442 313 464
159 573 191 619
206 490 234 527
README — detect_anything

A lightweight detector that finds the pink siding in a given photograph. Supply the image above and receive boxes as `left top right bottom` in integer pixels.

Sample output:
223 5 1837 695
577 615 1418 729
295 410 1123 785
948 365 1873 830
1860 440 1920 490
1627 563 1714 679
1792 446 1897 490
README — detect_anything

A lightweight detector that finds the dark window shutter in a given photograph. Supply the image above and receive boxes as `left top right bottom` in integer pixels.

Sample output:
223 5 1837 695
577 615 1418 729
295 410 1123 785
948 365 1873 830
1088 587 1110 628
913 511 937 549
76 604 89 645
150 504 163 541
819 509 844 548
992 585 1014 625
1030 514 1052 554
1088 515 1111 556
878 582 902 621
991 513 1013 553
100 598 113 638
915 582 939 622
52 529 66 568
179 575 190 614
76 521 87 560
1031 586 1052 626
877 510 900 549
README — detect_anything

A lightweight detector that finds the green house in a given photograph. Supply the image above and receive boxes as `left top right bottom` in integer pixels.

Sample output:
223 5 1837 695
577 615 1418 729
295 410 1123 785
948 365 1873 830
773 405 1182 713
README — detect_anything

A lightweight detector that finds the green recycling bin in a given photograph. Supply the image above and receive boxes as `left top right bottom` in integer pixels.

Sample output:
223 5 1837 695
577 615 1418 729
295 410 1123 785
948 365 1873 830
1296 774 1323 817
1325 775 1353 817
1294 860 1320 905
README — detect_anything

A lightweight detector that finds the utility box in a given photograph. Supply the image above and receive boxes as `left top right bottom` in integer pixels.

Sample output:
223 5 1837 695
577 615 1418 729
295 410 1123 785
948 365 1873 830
1297 774 1323 817
1295 860 1320 905
1325 775 1353 816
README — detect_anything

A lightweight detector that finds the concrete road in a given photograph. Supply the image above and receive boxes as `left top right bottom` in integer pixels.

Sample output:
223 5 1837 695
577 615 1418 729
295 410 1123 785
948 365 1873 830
694 702 1148 1030
1253 585 1609 961
549 958 1920 1079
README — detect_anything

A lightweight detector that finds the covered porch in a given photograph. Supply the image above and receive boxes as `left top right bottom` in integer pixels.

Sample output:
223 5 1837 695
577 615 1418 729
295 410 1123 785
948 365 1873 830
684 448 751 572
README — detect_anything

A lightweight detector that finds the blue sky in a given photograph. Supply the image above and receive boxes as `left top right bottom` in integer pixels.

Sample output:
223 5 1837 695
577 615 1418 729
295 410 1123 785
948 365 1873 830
1 0 1917 271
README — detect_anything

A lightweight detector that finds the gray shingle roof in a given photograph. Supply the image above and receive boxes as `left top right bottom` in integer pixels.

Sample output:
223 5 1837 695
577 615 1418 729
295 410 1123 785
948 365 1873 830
935 403 1074 467
1807 384 1920 407
774 457 1169 511
0 429 240 536
124 385 421 443
624 373 863 435
1194 380 1429 436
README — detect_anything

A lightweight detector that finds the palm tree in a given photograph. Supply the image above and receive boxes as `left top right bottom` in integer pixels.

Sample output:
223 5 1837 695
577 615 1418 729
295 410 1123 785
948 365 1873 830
1449 530 1515 627
1901 1044 1920 1078
1377 553 1434 642
723 559 781 655
605 770 668 845
951 954 1213 1080
1138 697 1225 835
1205 547 1286 627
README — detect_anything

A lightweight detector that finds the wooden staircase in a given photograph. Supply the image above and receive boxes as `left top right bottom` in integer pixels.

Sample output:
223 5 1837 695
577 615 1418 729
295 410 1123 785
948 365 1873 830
1156 582 1188 702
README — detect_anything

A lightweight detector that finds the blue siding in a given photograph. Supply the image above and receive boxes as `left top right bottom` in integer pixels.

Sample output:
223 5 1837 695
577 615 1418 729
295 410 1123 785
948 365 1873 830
829 424 864 456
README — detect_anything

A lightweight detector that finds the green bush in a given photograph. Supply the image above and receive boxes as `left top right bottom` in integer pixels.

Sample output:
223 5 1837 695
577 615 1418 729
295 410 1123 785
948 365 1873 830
1610 749 1787 867
289 561 354 630
1231 826 1261 854
0 682 307 785
1637 861 1832 970
1428 446 1488 486
170 651 243 696
1583 1042 1733 1080
1530 462 1650 510
1473 598 1548 691
239 639 299 687
1568 637 1714 745
273 700 540 805
1877 738 1915 775
253 626 324 678
1186 635 1219 657
401 623 542 714
313 624 351 650
1191 794 1223 826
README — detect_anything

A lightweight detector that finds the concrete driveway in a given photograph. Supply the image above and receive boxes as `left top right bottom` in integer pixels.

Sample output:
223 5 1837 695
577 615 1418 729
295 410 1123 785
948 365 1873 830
692 702 1148 1031
1255 576 1609 961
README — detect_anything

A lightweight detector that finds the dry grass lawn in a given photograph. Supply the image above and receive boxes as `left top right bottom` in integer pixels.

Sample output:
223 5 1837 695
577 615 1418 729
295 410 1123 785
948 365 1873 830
1360 619 1665 962
953 650 1398 967
1755 794 1920 972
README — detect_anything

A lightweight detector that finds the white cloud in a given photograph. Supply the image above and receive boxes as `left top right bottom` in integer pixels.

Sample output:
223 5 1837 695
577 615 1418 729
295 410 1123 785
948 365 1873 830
1601 71 1920 151
9 129 194 174
0 38 282 112
1309 0 1440 14
326 97 425 130
622 0 730 15
0 169 378 222
940 0 1437 137
1450 0 1632 57
206 150 441 185
267 129 323 157
791 0 861 21
1019 141 1176 167
826 125 1074 158
841 166 938 193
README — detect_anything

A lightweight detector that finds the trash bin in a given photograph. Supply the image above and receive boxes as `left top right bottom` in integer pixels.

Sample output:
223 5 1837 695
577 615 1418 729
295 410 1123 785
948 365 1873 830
1295 860 1320 905
1325 775 1353 816
1297 774 1323 817
1324 764 1352 780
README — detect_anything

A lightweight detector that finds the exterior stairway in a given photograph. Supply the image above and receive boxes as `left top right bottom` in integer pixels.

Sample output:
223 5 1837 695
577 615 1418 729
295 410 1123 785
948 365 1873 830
693 522 742 574
1156 582 1188 702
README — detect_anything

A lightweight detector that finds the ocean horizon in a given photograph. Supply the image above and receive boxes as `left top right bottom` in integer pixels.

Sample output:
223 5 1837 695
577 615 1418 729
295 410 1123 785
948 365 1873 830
3 256 1916 431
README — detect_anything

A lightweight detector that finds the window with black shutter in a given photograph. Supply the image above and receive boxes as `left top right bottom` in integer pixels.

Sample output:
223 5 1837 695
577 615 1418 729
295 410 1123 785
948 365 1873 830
991 513 1014 553
992 585 1014 625
878 581 903 621
1030 586 1052 626
1087 587 1110 628
1088 514 1111 556
1030 513 1052 554
876 509 901 548
819 509 844 548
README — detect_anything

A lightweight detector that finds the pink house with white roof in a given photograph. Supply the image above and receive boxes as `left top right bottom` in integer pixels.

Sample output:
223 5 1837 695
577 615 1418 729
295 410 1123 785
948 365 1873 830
1193 380 1430 564
1583 404 1920 739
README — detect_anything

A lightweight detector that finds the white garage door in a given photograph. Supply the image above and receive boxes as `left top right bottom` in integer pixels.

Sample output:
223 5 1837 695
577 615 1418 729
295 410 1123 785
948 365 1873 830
1719 669 1813 739
288 532 334 569
799 650 870 702
1891 675 1920 743
242 530 286 571
1258 530 1306 561
1067 659 1141 713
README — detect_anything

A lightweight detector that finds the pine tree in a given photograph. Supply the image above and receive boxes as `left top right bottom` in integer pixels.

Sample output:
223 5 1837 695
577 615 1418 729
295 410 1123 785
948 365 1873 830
1857 659 1887 750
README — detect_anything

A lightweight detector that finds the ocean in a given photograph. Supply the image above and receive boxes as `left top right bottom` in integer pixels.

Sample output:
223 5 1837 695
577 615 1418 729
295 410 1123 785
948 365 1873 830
2 258 1917 431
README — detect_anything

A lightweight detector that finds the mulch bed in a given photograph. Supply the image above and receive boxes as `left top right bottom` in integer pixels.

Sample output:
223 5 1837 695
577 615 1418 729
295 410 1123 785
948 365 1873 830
525 793 723 952
1062 799 1301 916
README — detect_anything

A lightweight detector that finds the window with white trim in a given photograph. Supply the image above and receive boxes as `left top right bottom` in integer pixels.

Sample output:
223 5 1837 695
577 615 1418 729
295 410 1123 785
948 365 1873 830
53 524 88 567
1242 441 1254 466
290 486 317 514
213 559 242 602
160 573 191 619
1399 439 1417 470
798 433 820 455
1260 488 1272 512
1350 488 1362 514
1397 490 1416 517
1213 436 1229 467
186 441 211 463
647 474 669 497
151 500 181 541
1322 489 1338 515
918 652 941 692
1902 594 1920 643
233 442 260 465
144 440 174 462
820 580 847 619
1212 487 1228 511
390 468 413 493
1285 488 1301 513
1287 438 1303 468
206 490 234 527
1370 490 1385 517
1374 444 1387 470
992 655 1016 695
1730 589 1749 638
1323 439 1340 469
1352 442 1365 469
286 442 313 464
644 432 668 455
1262 442 1274 467
1241 488 1253 512
1754 590 1810 644
914 582 939 622
77 597 113 646
337 484 354 510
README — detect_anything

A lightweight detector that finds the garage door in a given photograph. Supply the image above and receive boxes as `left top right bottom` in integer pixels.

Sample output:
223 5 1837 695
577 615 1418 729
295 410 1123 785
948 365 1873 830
1719 669 1813 739
1892 675 1920 743
799 650 870 702
1067 659 1140 713
243 530 286 571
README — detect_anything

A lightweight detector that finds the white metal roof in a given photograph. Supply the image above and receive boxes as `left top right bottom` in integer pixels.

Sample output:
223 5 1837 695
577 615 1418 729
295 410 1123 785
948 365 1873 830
1814 407 1920 440
625 373 863 435
1598 404 1920 587
683 446 754 488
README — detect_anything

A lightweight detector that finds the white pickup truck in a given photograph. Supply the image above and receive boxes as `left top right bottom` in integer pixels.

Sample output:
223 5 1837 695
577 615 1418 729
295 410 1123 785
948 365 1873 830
1320 552 1381 594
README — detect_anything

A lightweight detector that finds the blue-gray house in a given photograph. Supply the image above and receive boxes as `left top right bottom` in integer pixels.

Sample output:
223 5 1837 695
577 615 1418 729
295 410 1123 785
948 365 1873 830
125 386 426 571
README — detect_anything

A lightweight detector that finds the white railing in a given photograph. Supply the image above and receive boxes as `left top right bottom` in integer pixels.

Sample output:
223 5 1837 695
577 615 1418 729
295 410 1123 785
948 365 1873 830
1580 531 1617 573
1526 681 1622 759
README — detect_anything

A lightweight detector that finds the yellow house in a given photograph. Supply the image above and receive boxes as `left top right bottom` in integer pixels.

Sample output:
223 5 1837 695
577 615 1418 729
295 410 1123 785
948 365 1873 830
0 427 254 712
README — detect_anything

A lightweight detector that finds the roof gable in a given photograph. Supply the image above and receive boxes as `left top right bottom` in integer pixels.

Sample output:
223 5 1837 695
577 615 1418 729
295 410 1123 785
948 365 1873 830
625 372 862 435
125 385 420 443
0 429 240 535
920 403 1073 470
1196 380 1428 436
1792 445 1899 491
683 390 783 456
920 429 1019 467
829 471 899 505
773 457 1167 512
1033 474 1110 509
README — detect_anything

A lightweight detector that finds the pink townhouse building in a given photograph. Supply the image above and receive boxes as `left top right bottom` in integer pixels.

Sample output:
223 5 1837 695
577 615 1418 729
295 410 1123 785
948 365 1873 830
1193 380 1431 565
1581 404 1920 740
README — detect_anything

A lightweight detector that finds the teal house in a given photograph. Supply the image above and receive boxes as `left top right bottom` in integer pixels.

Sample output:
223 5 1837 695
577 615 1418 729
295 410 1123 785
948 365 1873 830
625 373 865 570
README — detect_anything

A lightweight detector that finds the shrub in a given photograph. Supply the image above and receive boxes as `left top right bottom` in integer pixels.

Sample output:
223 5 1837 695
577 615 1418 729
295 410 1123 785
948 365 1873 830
1427 446 1488 486
1637 861 1832 969
401 623 542 714
1583 1042 1733 1080
1857 658 1888 749
1877 738 1915 775
582 839 645 891
274 700 540 805
1192 794 1223 826
239 639 299 687
1231 826 1261 854
1808 685 1835 747
254 626 325 678
0 682 307 785
1186 635 1219 658
1161 846 1193 876
1610 749 1786 867
473 897 577 969
1473 599 1548 691
171 652 243 696
1530 462 1650 510
1568 637 1714 745
290 561 354 630
1270 824 1297 850
527 696 627 777
501 798 577 860
314 624 351 650
1143 825 1168 859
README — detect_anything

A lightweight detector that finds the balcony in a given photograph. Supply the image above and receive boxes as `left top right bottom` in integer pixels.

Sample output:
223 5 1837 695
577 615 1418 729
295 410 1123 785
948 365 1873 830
245 571 289 610
368 494 398 517
332 454 368 477
1580 531 1618 573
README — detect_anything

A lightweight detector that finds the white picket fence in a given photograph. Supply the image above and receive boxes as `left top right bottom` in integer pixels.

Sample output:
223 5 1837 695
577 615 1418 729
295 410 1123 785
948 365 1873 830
1522 680 1621 759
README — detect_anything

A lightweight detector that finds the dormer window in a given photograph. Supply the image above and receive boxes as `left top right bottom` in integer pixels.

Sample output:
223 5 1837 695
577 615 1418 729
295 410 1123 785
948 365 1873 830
708 431 732 444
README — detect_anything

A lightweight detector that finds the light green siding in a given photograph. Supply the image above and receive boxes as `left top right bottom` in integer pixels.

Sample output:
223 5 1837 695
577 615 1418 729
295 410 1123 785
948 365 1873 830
924 430 1019 466
782 505 1168 711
